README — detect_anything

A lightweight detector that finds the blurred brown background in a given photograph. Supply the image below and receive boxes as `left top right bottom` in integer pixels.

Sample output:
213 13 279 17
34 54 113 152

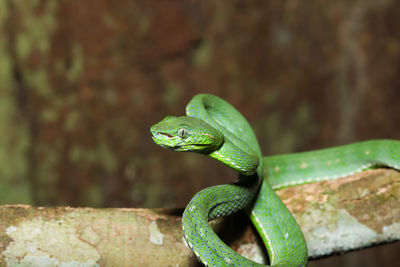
0 0 399 266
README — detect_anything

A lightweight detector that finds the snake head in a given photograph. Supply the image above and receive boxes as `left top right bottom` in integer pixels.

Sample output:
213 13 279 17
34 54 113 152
150 116 224 153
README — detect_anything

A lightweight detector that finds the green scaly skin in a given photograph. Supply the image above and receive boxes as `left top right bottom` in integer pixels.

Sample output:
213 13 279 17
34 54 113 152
150 94 400 266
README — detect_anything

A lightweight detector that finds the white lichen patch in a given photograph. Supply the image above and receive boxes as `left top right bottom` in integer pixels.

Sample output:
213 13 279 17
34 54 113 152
237 243 266 265
382 222 400 240
2 217 100 266
301 208 378 257
5 226 17 234
149 220 164 245
80 226 101 246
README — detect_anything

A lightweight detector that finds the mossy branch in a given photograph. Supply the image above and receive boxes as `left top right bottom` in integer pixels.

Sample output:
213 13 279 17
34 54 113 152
0 169 399 266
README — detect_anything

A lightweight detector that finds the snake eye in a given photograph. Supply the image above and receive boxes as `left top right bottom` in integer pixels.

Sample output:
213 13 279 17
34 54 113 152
177 128 188 138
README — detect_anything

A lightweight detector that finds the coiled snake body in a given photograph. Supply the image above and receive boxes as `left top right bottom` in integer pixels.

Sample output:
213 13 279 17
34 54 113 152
150 94 400 266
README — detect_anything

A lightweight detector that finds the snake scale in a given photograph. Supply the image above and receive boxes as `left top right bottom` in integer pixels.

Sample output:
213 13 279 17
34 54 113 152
150 93 400 266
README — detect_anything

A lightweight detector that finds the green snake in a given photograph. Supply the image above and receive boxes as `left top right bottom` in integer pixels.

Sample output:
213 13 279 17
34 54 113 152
150 94 400 266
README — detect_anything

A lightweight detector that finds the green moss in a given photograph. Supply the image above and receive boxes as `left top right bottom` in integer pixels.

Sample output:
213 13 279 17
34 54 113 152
326 193 339 206
321 189 336 196
69 143 117 173
138 16 151 36
0 182 31 205
0 0 8 23
102 13 118 30
27 68 51 95
193 40 212 66
55 44 84 84
40 108 58 122
163 83 181 106
35 145 60 184
15 33 31 62
64 110 80 132
263 90 278 107
82 184 103 208
0 31 31 204
69 146 95 163
295 103 312 126
278 132 297 153
343 201 356 211
67 44 84 82
14 1 58 58
13 0 58 96
96 143 117 173
103 88 119 106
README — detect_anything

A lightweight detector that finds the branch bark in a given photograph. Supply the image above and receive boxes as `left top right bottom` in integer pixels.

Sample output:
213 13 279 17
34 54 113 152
0 169 399 266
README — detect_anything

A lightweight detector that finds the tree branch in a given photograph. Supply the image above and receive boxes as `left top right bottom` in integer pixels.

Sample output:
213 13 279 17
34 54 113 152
0 169 399 266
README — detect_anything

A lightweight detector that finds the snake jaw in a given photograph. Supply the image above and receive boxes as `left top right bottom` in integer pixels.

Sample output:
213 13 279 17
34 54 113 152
151 132 178 148
151 131 189 151
152 132 210 152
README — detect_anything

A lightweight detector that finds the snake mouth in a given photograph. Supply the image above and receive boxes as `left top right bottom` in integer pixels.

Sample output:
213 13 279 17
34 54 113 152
156 142 210 152
157 132 173 138
155 132 173 138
